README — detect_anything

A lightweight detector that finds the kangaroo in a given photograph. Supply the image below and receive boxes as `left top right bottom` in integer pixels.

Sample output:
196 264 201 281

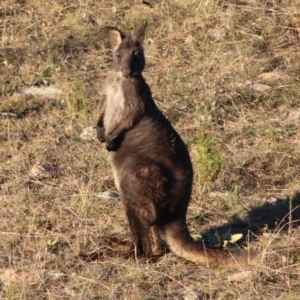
96 23 254 267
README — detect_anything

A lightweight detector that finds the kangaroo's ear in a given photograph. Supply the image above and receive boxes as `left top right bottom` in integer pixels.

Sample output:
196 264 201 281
103 27 125 49
132 22 147 44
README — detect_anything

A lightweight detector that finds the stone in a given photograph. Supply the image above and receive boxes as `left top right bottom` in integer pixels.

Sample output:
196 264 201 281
80 126 97 141
244 81 271 92
21 86 63 99
94 191 119 200
30 162 54 178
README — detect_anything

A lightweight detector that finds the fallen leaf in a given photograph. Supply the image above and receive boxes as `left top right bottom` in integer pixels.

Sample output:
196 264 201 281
230 233 243 244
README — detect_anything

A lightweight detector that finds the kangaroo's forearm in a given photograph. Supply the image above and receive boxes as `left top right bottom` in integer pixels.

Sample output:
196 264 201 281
106 107 143 151
96 104 106 143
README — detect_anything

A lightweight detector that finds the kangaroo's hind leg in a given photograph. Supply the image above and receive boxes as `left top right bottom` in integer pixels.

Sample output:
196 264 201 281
125 204 153 259
118 163 167 260
151 225 164 256
120 186 157 259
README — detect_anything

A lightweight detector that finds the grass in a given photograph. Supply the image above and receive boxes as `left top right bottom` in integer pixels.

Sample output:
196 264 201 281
192 132 223 190
1 0 300 299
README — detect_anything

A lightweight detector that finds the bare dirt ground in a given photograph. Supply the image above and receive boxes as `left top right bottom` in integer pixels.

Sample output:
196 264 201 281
0 0 300 299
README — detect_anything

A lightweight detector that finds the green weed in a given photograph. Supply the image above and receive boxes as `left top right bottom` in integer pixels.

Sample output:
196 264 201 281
192 132 223 188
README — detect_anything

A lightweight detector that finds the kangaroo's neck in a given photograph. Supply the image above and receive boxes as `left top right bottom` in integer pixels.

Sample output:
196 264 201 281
108 71 151 101
109 71 144 83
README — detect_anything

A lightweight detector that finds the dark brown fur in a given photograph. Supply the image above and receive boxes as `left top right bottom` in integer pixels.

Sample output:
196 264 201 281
96 24 256 267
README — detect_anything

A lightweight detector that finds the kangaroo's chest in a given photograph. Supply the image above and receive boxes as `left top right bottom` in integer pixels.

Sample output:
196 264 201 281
104 73 125 134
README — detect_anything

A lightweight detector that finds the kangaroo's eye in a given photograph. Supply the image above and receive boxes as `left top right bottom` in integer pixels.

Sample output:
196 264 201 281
133 51 140 57
116 53 122 59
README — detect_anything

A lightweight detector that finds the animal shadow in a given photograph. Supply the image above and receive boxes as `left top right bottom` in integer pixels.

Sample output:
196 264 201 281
202 192 300 245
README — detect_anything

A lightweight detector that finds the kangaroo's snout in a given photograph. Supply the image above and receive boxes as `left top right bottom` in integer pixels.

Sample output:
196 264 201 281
121 67 132 77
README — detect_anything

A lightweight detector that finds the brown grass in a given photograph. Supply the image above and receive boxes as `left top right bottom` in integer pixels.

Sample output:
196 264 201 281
1 0 300 299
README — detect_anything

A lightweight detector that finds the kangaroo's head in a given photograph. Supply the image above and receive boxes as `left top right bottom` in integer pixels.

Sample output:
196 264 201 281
104 23 147 78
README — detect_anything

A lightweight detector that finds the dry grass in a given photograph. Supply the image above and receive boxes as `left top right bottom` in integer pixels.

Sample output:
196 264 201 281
1 0 300 299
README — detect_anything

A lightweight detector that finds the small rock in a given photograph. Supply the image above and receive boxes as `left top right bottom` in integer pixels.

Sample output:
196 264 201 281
185 291 202 300
241 0 260 5
94 191 119 200
185 35 194 44
209 28 228 41
142 0 153 8
258 71 289 82
35 251 57 261
0 269 40 286
286 110 300 123
265 197 278 203
80 126 96 141
244 81 271 92
65 123 75 136
46 272 67 282
21 86 63 99
208 191 230 198
147 38 154 44
30 163 54 178
262 232 272 238
228 270 253 282
243 194 262 201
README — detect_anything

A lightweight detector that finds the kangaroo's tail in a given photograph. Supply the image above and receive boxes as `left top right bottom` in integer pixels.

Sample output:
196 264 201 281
163 220 254 268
